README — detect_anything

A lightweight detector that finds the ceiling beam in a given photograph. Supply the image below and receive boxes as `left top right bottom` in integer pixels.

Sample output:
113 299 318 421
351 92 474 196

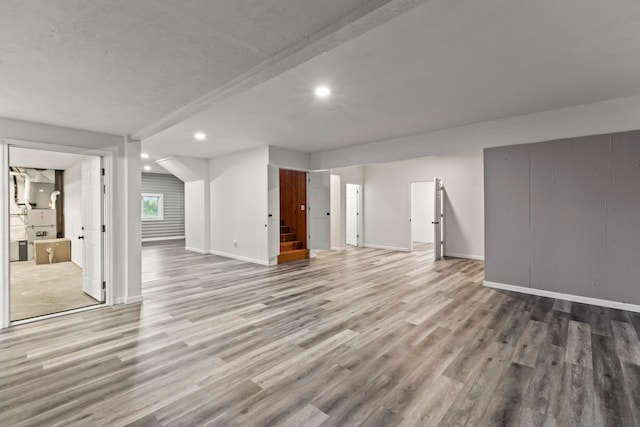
133 0 430 140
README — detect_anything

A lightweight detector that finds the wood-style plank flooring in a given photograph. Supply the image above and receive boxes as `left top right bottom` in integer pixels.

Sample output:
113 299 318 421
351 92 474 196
1 241 640 426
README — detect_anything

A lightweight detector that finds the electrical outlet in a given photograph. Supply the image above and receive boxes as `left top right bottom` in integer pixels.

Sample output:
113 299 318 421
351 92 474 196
234 240 238 247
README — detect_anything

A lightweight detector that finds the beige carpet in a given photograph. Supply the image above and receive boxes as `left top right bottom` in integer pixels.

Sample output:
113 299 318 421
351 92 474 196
10 260 99 321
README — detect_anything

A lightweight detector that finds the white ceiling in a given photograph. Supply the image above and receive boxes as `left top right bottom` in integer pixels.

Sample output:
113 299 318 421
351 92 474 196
10 147 90 170
3 1 640 171
0 0 386 135
144 0 640 162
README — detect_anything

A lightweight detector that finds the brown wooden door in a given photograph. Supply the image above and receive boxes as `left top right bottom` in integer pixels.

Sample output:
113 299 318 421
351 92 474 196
279 169 307 250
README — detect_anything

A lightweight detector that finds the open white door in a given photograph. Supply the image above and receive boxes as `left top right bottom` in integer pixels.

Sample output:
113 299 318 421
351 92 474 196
268 164 280 260
81 157 103 301
346 184 359 246
308 170 331 250
433 177 443 261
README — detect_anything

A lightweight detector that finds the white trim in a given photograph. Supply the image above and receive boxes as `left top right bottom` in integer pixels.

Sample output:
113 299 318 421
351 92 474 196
1 142 9 328
10 303 105 326
209 250 269 266
445 252 485 261
331 246 346 250
142 236 185 242
102 153 114 306
185 246 208 254
124 295 143 304
483 281 640 313
364 244 411 252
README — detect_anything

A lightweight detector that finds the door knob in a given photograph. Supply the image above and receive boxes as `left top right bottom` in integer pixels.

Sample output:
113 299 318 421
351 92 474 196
78 235 84 240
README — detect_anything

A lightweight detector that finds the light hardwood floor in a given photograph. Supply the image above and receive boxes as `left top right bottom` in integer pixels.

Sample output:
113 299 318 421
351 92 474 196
1 241 639 426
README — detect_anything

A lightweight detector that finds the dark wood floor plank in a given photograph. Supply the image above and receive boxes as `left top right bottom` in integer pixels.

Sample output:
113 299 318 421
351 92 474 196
565 320 593 368
0 241 638 426
621 362 640 427
591 334 636 426
479 362 534 426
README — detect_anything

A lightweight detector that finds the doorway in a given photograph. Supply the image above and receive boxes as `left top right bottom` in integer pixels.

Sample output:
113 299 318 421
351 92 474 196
346 183 360 247
411 181 434 250
278 169 308 263
8 147 104 321
410 179 444 260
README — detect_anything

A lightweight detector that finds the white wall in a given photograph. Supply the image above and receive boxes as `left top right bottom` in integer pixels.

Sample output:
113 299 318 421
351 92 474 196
364 151 484 259
156 155 209 253
64 160 83 267
329 166 364 249
311 94 640 170
269 145 311 171
209 146 270 264
330 174 341 249
184 181 208 253
411 181 434 243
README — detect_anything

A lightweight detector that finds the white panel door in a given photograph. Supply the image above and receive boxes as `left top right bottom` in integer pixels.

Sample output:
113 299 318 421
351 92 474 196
346 184 359 246
81 157 103 301
309 171 331 250
268 164 280 259
433 177 443 261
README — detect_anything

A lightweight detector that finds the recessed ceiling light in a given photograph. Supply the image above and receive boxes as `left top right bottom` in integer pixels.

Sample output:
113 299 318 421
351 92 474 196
143 165 151 171
314 85 331 98
194 132 206 141
141 153 149 159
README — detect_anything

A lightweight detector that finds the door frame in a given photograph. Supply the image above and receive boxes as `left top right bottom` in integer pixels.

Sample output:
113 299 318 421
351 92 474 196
0 138 113 328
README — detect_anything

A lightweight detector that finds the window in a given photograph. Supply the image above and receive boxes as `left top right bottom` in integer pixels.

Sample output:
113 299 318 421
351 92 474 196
141 193 163 220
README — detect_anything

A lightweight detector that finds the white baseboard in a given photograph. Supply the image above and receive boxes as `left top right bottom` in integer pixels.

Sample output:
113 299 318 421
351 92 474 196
484 280 640 313
114 297 125 305
445 252 485 261
125 295 143 304
185 246 208 254
142 236 185 242
331 246 346 251
364 244 410 252
209 250 269 266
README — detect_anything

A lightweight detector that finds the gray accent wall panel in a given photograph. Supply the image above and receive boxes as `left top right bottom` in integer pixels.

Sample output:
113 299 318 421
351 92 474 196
606 131 640 303
484 145 530 287
529 136 609 297
485 131 640 305
142 173 185 240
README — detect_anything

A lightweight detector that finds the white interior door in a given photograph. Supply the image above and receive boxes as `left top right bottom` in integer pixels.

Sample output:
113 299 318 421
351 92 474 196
308 170 331 250
433 177 443 261
81 157 103 301
268 164 280 259
346 184 359 246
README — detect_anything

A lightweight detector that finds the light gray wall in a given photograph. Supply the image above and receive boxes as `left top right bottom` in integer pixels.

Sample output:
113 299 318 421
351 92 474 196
363 152 484 258
485 130 640 305
141 173 185 241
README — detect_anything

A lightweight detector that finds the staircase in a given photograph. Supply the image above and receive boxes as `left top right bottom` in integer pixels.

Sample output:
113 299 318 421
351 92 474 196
277 222 309 263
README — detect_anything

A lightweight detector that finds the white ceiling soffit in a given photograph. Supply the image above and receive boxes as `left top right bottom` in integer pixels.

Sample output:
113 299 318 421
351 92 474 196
143 0 640 160
9 147 90 170
0 0 427 136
